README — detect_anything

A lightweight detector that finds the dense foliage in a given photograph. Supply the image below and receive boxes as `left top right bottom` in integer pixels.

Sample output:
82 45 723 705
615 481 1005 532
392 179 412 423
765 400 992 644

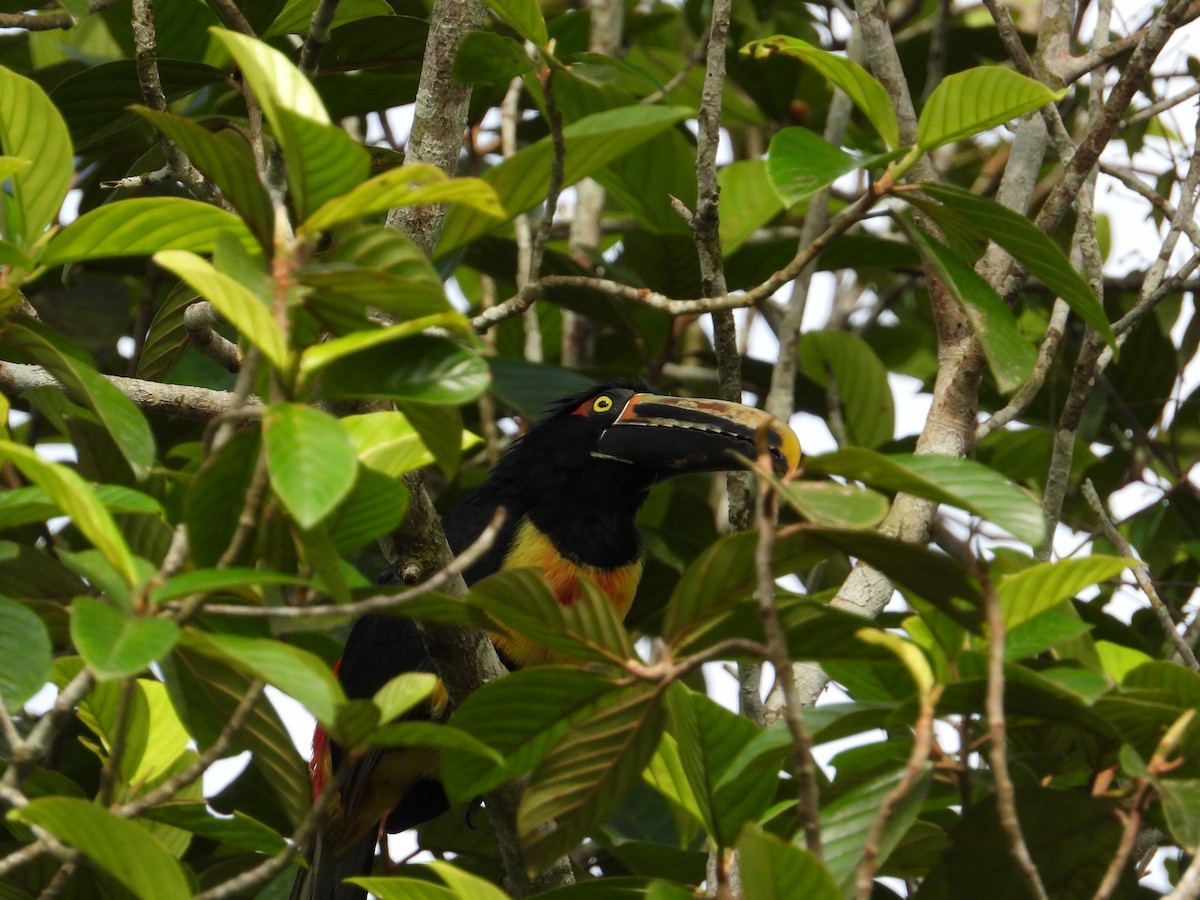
0 0 1198 897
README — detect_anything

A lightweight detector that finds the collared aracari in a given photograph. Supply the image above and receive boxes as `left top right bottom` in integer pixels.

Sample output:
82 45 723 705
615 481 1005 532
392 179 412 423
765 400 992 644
291 384 800 899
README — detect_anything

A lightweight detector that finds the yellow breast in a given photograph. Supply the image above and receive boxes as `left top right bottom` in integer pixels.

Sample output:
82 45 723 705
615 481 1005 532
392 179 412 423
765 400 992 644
492 518 644 666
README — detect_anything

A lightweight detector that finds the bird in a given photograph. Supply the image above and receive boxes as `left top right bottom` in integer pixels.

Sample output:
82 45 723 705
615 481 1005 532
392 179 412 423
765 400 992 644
291 382 800 899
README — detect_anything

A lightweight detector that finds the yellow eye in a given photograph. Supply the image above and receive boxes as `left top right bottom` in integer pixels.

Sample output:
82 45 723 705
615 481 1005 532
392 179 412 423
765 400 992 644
592 395 614 414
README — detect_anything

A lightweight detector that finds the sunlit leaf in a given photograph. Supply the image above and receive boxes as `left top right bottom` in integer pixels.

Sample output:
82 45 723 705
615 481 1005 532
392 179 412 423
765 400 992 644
299 163 503 234
0 442 138 585
41 198 258 266
743 36 899 148
996 556 1133 629
154 249 289 369
0 67 73 245
918 67 1062 151
481 0 547 45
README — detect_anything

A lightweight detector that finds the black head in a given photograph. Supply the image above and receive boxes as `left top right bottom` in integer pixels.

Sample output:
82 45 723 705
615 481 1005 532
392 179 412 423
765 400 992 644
452 383 800 569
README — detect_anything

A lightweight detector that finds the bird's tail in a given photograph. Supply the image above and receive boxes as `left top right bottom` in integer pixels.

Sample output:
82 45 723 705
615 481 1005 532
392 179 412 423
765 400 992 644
289 826 377 900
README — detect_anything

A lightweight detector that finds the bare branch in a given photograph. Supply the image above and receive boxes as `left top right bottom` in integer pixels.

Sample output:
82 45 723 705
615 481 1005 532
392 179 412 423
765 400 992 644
982 571 1049 900
184 302 242 373
0 0 121 31
118 682 266 818
196 509 504 618
131 0 212 200
855 688 941 900
0 361 261 421
755 472 821 858
299 0 341 77
1083 480 1200 669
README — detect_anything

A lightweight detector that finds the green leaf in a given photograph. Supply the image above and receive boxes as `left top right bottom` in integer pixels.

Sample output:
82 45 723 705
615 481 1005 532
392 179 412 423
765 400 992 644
154 249 289 369
767 127 862 206
452 31 535 85
302 224 452 321
744 36 899 148
372 671 438 724
804 529 982 626
438 105 693 256
40 198 258 267
777 480 889 529
718 159 785 253
442 666 619 802
71 598 180 680
666 686 779 847
165 644 309 828
0 597 52 707
341 411 435 476
917 183 1114 344
325 465 409 554
310 335 489 405
918 67 1061 151
210 28 369 220
298 312 471 383
738 823 839 900
519 682 666 871
1095 640 1153 683
140 802 286 854
69 670 193 786
917 788 1127 898
996 556 1133 629
6 318 157 480
346 880 455 900
0 155 31 180
807 448 1043 546
299 163 503 234
643 732 705 830
262 403 359 529
903 223 1036 393
132 108 274 248
662 530 823 653
820 764 931 893
799 331 895 449
179 628 345 728
469 568 636 665
1158 779 1200 851
0 67 73 245
149 567 306 605
11 798 191 900
482 0 547 45
0 442 138 585
265 0 391 36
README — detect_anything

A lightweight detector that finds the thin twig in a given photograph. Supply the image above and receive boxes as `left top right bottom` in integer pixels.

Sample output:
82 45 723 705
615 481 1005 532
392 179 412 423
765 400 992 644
1083 480 1200 669
194 508 504 618
118 682 266 818
298 0 341 76
0 0 121 31
982 570 1049 900
193 756 346 899
755 465 821 858
471 192 879 333
977 298 1068 440
855 688 941 900
131 0 211 200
